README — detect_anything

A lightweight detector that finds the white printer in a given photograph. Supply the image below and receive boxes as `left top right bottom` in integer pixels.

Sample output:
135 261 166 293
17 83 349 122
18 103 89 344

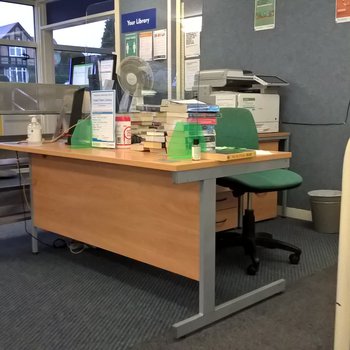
194 69 288 133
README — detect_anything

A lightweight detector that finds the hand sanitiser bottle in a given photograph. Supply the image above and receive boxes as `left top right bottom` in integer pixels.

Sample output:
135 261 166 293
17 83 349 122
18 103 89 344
27 116 42 145
192 138 201 161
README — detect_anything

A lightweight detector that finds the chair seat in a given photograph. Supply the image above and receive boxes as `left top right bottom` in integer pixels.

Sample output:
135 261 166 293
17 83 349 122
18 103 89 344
218 169 303 193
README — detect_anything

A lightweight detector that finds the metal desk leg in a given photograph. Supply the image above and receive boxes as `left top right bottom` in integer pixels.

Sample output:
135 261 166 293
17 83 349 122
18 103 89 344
31 226 38 254
281 136 290 217
172 178 286 338
29 160 38 254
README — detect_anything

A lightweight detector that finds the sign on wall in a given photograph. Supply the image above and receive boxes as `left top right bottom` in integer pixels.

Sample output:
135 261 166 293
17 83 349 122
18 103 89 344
139 32 153 61
125 33 138 57
336 0 350 23
121 8 157 33
153 29 167 60
254 0 276 31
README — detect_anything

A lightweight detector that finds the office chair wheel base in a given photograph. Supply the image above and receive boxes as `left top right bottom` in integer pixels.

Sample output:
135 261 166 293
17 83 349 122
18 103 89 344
247 263 259 275
289 253 300 265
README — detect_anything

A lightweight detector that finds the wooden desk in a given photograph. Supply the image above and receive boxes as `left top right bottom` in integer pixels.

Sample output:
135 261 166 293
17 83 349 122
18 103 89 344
0 141 291 337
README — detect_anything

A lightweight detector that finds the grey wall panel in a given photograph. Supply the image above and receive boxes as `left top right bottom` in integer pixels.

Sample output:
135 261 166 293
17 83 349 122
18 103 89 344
201 0 350 209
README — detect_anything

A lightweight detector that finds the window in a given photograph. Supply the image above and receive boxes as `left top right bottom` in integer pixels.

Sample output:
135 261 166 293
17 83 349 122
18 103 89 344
0 2 35 39
0 1 36 82
9 46 26 57
0 44 36 82
7 67 28 83
53 18 115 84
53 19 114 49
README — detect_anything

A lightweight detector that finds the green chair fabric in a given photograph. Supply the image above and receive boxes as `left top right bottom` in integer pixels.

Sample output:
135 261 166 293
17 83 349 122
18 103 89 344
216 108 259 149
215 108 302 275
216 108 303 192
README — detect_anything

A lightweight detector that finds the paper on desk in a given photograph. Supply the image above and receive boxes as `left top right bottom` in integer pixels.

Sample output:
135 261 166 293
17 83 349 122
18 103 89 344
255 150 273 155
165 99 205 105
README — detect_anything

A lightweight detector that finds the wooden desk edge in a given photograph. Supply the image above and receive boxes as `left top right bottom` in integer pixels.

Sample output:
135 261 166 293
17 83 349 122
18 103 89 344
258 132 290 139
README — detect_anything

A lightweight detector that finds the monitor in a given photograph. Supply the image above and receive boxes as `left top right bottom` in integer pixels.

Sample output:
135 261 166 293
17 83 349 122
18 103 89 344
71 63 94 86
68 54 123 112
66 87 85 145
98 57 116 89
69 54 117 90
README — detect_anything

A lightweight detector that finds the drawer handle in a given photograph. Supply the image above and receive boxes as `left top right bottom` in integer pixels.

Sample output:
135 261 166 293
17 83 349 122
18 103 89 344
216 218 227 224
216 197 228 202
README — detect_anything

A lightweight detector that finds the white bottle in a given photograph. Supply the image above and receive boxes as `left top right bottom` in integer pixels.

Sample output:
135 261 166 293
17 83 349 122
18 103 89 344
27 116 42 145
192 138 201 161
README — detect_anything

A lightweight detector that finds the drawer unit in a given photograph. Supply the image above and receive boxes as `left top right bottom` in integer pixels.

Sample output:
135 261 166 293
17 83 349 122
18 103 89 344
216 188 238 210
216 207 238 232
251 191 278 221
216 186 238 232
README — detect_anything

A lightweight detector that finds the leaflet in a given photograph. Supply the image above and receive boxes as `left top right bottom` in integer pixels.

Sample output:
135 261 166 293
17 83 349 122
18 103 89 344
91 90 116 148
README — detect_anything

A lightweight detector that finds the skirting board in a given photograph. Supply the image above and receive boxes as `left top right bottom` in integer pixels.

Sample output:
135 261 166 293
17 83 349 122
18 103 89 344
277 206 312 222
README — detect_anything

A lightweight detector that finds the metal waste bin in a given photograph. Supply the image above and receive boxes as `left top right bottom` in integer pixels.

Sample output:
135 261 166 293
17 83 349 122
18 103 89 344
308 190 342 233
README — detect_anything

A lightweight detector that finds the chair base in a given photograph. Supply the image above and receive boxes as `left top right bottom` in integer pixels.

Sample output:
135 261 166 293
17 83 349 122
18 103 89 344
216 209 302 275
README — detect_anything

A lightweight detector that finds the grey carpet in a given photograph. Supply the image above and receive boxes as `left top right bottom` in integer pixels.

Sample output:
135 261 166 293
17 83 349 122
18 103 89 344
0 218 338 350
131 264 337 350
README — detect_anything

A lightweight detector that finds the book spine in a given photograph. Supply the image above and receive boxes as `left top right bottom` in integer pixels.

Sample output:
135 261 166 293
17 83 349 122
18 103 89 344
144 136 166 142
136 105 161 112
225 152 255 160
203 135 216 143
186 104 220 113
187 117 217 125
187 112 221 118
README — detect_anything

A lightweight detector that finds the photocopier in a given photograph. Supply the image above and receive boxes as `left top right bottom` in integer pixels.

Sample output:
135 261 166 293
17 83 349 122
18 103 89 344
193 69 289 133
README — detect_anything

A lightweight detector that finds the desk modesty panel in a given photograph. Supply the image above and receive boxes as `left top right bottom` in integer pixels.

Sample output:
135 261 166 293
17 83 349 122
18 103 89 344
32 155 201 280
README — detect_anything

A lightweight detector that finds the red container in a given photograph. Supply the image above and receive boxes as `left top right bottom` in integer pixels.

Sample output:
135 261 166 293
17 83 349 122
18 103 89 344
115 115 131 148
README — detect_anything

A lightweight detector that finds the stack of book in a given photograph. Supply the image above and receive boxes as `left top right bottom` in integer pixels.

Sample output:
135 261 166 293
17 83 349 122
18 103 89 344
130 111 166 150
160 99 220 153
142 130 166 151
130 112 155 138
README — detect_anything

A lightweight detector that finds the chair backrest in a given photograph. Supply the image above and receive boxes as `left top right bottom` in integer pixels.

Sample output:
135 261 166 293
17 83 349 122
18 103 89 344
215 108 259 149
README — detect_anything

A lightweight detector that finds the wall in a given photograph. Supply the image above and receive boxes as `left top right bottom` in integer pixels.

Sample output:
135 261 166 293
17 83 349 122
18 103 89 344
183 0 202 17
201 0 350 209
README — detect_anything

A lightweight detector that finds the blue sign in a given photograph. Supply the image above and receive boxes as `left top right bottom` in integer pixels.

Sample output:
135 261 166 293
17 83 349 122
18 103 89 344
121 8 156 33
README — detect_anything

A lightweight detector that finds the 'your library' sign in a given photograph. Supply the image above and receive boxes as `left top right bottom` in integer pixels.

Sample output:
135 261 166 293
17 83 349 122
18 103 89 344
121 8 156 33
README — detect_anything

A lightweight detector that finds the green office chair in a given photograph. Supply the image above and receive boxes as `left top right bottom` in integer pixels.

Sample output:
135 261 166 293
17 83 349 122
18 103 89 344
216 108 302 275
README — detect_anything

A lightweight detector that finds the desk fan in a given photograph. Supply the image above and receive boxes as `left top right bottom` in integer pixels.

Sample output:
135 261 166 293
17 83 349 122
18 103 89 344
117 56 154 111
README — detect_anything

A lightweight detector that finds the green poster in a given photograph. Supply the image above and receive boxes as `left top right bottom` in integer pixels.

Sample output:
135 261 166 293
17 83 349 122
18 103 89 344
125 33 138 57
254 0 275 31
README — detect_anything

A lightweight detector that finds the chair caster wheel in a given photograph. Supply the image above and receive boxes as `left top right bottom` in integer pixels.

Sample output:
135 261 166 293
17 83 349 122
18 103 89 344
289 253 300 265
247 264 258 275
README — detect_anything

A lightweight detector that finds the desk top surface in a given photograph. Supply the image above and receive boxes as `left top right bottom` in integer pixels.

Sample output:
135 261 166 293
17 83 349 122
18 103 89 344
0 141 291 172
